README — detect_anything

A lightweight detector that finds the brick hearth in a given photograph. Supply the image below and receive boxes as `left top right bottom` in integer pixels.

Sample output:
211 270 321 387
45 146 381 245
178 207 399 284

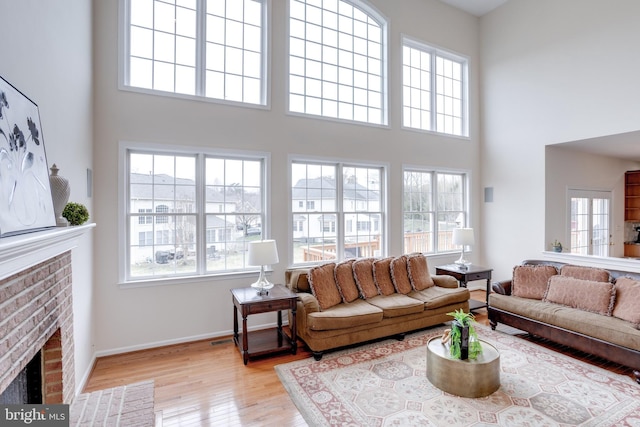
0 252 75 403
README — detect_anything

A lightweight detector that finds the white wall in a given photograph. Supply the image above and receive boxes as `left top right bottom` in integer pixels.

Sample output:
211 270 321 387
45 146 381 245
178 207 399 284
92 0 482 354
0 0 94 394
480 0 640 279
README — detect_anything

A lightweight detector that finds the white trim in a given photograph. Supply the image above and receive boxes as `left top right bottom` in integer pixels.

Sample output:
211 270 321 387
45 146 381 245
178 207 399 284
542 251 640 273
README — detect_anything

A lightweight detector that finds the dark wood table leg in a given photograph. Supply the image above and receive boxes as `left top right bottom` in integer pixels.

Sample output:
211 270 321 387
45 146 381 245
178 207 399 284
242 311 249 365
291 305 297 354
277 310 283 347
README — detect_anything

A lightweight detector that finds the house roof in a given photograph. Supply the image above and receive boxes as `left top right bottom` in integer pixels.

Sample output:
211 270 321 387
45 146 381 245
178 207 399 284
130 173 233 203
292 177 379 201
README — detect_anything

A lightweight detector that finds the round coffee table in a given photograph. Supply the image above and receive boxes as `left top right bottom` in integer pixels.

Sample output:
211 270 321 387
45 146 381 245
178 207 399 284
426 336 500 398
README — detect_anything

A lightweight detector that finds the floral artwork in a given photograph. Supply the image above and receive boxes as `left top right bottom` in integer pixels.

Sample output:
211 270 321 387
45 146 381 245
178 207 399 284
0 75 55 237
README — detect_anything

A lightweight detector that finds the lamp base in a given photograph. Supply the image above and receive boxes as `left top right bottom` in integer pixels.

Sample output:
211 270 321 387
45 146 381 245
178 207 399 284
251 281 274 296
454 250 471 269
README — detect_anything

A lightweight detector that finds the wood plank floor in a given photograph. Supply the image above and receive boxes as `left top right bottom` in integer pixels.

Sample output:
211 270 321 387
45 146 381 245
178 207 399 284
83 291 636 426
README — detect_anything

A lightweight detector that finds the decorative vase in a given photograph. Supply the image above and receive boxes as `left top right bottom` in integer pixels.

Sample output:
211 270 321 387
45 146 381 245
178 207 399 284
451 320 470 360
552 244 562 253
49 164 70 227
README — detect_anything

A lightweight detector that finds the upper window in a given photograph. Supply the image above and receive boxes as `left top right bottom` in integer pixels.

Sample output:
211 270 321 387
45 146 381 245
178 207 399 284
124 146 267 282
123 0 267 105
403 169 468 254
291 160 385 264
402 37 468 137
288 0 388 125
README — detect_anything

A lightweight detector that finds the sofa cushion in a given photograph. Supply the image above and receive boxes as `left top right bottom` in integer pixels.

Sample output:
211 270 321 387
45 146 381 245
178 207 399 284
366 294 425 318
390 255 413 294
560 264 610 282
335 260 359 303
373 257 396 296
612 277 640 326
285 268 311 293
307 300 383 331
543 275 615 316
308 263 342 310
353 258 379 298
407 253 434 291
489 293 640 351
409 286 470 310
512 264 557 299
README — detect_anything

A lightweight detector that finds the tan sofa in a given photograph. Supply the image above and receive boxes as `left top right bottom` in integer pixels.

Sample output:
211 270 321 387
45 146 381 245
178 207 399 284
285 254 470 360
488 260 640 384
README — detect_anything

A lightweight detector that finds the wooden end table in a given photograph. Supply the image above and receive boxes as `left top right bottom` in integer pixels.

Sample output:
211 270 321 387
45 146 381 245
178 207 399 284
231 284 297 365
435 264 493 311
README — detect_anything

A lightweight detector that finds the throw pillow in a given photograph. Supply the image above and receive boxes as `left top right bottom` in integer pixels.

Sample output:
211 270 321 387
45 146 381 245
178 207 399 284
334 260 360 303
308 263 342 310
560 265 610 282
512 265 558 299
612 277 640 326
373 257 395 296
390 255 413 295
353 258 379 299
543 275 615 316
406 253 434 291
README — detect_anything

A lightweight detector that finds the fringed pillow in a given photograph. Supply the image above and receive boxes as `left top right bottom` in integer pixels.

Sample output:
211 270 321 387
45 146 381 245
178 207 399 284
390 255 413 295
612 277 640 327
308 263 341 310
335 260 359 303
406 253 434 291
512 265 558 299
353 258 379 299
542 275 615 316
373 257 395 296
560 265 610 282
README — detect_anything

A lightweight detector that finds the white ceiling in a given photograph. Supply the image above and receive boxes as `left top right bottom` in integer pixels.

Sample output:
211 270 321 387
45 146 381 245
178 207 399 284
552 131 640 163
437 0 509 16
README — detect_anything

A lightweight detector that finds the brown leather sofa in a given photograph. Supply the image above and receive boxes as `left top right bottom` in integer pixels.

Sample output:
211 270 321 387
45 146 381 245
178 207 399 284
489 259 640 384
285 254 470 360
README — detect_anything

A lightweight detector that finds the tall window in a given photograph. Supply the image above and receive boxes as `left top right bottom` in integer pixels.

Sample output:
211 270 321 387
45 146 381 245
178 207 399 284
125 147 267 282
402 37 468 136
291 160 385 264
123 0 267 105
568 189 610 256
403 169 468 254
288 0 387 125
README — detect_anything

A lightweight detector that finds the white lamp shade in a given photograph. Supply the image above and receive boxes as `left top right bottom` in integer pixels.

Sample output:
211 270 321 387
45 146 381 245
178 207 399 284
248 240 279 266
452 228 475 246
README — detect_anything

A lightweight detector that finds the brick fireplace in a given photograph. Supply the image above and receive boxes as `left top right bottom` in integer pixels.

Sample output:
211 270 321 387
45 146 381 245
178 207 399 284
0 225 93 405
0 252 75 403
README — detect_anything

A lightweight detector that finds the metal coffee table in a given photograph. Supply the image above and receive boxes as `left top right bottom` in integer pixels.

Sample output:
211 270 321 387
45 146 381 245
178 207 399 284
426 336 500 398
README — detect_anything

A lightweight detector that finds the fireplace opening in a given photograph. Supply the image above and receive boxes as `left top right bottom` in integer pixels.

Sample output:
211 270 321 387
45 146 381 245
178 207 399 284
0 351 42 404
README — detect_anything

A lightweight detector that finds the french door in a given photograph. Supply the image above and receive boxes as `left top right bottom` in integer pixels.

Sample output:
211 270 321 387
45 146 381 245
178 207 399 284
568 189 611 256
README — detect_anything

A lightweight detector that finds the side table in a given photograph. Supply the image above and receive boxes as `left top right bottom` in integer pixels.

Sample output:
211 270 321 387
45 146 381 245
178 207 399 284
435 264 493 311
231 284 297 365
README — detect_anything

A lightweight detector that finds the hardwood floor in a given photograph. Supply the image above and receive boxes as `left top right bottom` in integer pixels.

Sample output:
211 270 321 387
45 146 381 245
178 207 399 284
83 290 635 426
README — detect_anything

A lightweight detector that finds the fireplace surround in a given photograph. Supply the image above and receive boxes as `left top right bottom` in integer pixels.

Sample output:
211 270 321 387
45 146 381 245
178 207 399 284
0 224 94 404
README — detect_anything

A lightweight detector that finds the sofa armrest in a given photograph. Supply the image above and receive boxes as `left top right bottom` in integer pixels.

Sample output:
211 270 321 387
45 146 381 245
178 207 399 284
433 274 459 289
492 279 512 296
297 292 321 314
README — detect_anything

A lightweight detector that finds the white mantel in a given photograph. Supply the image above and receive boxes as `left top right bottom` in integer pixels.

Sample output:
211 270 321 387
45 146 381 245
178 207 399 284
542 250 640 273
0 223 95 281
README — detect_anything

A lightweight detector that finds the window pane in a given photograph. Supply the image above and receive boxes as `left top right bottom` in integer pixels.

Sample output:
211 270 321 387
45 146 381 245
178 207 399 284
126 0 265 105
288 0 386 124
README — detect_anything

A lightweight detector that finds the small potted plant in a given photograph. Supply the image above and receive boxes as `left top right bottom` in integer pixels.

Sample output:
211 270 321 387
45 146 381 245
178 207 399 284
444 309 482 360
551 240 563 252
62 202 90 226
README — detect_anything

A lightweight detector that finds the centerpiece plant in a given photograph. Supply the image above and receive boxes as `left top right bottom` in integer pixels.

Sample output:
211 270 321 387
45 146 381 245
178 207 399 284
447 309 483 360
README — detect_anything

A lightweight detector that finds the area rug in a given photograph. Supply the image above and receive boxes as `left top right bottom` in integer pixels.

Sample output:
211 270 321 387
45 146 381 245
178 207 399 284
275 325 640 426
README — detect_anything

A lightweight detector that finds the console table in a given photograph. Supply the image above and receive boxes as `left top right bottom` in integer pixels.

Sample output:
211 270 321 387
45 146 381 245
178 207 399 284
435 264 492 311
231 285 297 365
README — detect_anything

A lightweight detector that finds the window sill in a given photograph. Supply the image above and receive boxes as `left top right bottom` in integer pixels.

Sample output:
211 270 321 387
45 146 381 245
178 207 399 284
118 269 274 289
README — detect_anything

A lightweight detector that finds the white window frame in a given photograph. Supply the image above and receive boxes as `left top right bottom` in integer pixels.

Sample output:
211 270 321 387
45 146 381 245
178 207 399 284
287 0 389 126
118 141 271 286
289 155 388 266
567 188 611 256
402 166 470 255
119 0 271 108
401 36 469 138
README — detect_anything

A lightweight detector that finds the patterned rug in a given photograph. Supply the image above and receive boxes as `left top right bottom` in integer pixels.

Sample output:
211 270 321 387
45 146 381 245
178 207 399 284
275 324 640 426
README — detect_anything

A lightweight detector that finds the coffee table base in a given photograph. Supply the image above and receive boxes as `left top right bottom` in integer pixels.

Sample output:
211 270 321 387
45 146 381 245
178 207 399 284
426 337 500 398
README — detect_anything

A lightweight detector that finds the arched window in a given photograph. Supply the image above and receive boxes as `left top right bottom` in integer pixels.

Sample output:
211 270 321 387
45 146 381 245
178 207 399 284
288 0 388 125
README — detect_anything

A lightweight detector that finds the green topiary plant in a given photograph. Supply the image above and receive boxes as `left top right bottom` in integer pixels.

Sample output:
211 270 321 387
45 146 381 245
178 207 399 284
62 202 90 225
446 309 483 360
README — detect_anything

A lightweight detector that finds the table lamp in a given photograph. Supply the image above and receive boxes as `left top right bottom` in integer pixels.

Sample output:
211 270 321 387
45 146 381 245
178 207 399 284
248 239 279 295
453 228 474 267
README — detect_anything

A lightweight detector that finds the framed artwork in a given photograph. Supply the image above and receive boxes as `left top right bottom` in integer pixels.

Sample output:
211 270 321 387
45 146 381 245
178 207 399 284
0 75 55 237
